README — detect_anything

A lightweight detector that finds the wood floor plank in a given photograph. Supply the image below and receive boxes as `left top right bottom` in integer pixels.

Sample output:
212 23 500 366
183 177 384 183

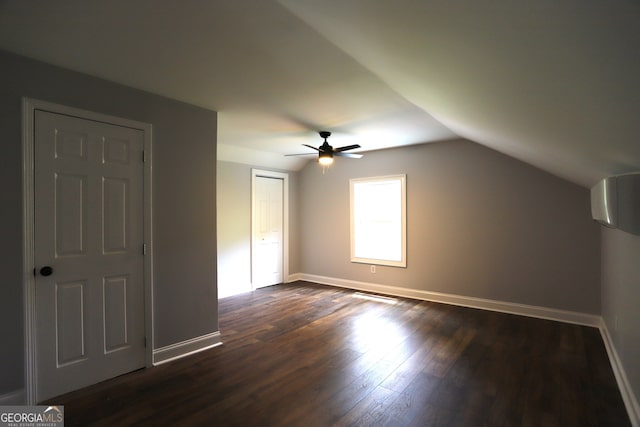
46 281 631 426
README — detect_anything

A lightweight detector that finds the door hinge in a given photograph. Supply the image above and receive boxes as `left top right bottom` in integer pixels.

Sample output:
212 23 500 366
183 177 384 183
142 150 146 163
143 243 147 255
144 336 147 348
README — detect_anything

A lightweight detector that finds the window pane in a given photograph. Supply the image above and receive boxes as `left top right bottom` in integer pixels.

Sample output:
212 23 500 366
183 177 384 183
350 175 406 267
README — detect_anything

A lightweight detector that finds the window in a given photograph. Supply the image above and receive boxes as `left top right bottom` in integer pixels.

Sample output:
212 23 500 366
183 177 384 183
350 174 406 267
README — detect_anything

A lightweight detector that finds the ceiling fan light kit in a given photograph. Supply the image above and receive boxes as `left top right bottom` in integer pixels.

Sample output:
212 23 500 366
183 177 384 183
285 131 363 172
318 151 334 166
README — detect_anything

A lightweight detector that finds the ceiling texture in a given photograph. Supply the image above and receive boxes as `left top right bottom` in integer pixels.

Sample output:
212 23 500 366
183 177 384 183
1 0 639 187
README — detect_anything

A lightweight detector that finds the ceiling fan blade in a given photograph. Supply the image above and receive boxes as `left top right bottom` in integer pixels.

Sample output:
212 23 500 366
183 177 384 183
334 152 363 158
334 144 361 152
284 153 316 156
302 144 321 152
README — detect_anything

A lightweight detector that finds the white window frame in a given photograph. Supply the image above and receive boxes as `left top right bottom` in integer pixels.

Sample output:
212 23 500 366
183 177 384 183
350 174 407 268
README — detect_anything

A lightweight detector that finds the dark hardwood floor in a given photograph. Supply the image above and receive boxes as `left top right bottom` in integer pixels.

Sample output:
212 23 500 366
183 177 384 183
48 281 630 426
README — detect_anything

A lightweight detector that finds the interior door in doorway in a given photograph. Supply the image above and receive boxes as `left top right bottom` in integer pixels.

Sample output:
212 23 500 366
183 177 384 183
34 110 146 401
252 175 284 288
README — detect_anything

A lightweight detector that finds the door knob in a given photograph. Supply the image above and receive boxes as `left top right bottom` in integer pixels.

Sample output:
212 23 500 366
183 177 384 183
39 266 53 276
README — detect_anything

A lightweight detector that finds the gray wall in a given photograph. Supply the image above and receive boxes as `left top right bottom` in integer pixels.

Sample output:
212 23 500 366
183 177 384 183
0 50 218 395
217 161 300 297
299 140 601 313
601 227 640 404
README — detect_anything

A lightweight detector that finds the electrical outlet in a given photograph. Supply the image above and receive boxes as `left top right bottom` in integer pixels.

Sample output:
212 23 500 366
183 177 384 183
370 265 376 274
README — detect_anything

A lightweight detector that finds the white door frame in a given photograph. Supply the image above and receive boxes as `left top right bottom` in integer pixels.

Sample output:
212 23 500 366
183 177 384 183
251 169 288 289
22 98 154 404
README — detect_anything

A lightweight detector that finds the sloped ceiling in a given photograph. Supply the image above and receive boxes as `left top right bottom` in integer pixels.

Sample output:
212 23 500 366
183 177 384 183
1 0 638 187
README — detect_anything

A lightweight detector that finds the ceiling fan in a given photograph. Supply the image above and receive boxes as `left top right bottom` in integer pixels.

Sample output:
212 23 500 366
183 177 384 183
285 131 363 166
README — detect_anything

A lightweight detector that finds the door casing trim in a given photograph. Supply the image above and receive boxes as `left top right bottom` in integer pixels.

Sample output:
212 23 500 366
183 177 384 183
22 98 154 404
251 169 289 289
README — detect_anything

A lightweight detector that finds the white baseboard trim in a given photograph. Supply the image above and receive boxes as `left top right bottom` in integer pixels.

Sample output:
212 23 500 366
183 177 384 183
0 389 25 405
296 273 601 327
153 331 223 366
287 273 303 283
599 319 640 427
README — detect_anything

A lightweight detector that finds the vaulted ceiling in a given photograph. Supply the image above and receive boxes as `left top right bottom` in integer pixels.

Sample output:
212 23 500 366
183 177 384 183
1 0 639 187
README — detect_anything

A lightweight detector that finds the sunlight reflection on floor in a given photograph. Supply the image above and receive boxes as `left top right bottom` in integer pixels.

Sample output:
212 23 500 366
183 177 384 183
349 303 409 364
352 292 398 305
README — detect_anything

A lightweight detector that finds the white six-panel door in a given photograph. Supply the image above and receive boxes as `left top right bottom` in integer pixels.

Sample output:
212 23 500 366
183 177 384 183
252 175 284 288
34 110 146 401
